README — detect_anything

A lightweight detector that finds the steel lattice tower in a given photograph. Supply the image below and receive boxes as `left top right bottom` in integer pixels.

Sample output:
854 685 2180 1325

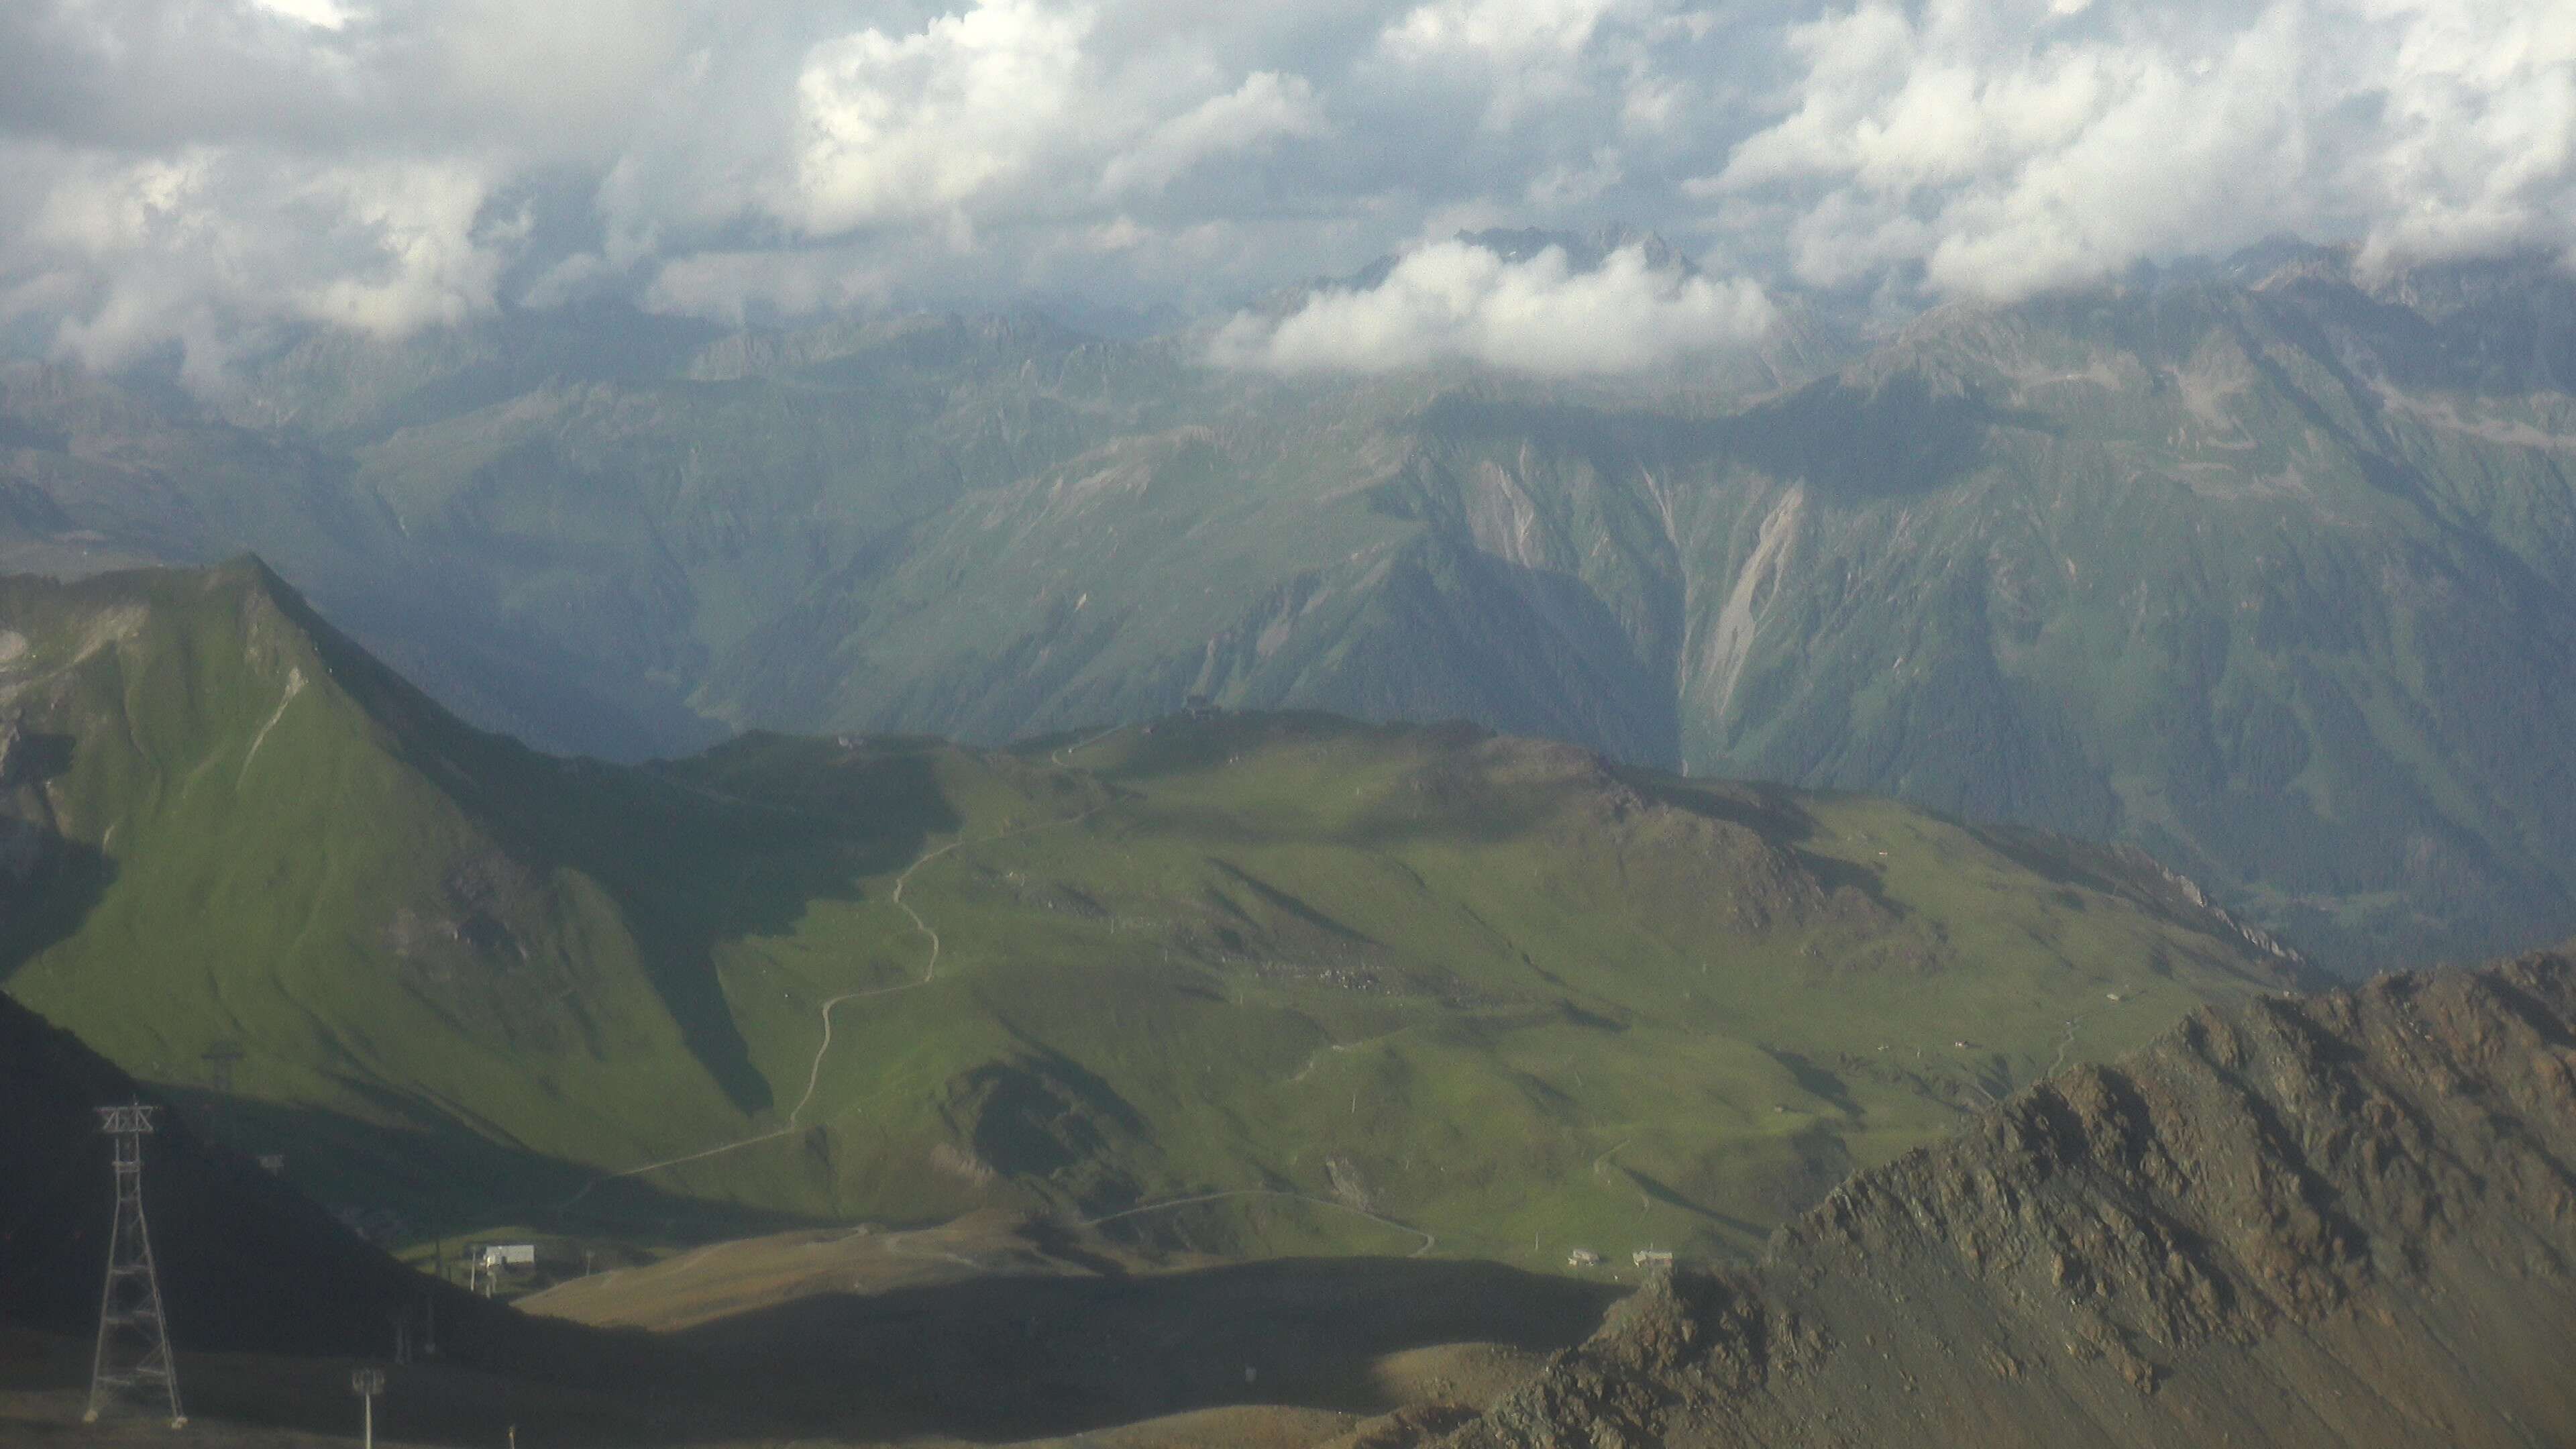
84 1102 186 1429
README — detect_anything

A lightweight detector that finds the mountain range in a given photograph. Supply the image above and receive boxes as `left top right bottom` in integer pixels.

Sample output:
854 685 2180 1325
1 239 2571 969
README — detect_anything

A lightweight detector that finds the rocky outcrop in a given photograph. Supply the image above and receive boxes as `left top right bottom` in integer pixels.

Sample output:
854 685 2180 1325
1429 950 2576 1448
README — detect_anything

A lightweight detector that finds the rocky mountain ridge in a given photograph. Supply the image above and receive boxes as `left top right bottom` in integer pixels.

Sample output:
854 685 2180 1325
1413 947 2576 1448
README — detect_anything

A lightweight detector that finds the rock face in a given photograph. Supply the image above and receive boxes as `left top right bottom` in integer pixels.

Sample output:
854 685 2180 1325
1430 949 2576 1448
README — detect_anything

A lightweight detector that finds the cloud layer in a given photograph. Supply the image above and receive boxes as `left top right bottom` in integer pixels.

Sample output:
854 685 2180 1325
1211 240 1774 374
1711 0 2576 298
2 0 2570 376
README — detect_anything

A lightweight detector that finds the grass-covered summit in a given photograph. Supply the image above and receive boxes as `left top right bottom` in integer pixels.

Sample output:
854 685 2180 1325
0 560 2308 1267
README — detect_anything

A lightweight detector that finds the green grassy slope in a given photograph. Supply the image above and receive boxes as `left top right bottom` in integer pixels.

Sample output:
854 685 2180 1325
0 562 2305 1269
0 562 767 1190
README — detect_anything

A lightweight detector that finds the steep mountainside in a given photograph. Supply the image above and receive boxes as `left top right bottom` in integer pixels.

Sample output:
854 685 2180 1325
737 256 2576 967
1412 949 2576 1449
2 246 2568 963
0 990 525 1360
0 562 2304 1266
1672 260 2576 967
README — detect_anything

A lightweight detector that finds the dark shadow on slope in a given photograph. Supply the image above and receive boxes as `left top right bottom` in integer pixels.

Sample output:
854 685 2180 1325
1557 1000 1630 1032
1619 769 1821 844
14 1246 1617 1446
1970 822 2170 906
1340 542 1680 769
171 1091 822 1249
2261 262 2576 400
0 731 115 990
0 991 785 1446
1616 1165 1767 1237
659 1255 1621 1445
1207 859 1381 945
270 554 973 1121
1 996 538 1362
1 729 72 783
945 1050 1154 1195
524 743 962 1117
1103 713 1578 848
1723 371 2053 504
1789 849 1905 918
1762 1049 1860 1117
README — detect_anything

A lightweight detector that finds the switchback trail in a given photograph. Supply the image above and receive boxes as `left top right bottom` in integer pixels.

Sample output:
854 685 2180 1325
777 802 1108 1127
2046 994 2127 1079
1049 723 1125 767
554 800 1110 1210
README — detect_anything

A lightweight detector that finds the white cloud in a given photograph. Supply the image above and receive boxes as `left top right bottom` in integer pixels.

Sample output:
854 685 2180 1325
642 246 893 323
1377 0 1660 129
763 4 1352 247
1525 146 1625 209
1382 0 1629 61
789 0 1096 237
1210 239 1773 375
1099 71 1328 197
3 0 2570 373
1711 0 2576 299
246 0 353 29
11 143 504 381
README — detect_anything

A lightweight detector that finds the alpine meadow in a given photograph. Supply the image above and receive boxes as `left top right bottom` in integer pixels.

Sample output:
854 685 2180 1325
5 2 2576 1446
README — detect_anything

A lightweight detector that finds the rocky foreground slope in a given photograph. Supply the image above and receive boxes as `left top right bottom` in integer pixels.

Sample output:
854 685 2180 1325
1411 949 2576 1448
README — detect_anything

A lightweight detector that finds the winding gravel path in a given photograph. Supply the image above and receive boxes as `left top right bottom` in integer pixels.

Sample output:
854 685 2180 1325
557 800 1106 1207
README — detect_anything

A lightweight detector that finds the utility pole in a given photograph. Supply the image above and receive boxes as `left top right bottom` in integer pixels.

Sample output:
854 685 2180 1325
352 1367 385 1448
83 1102 186 1429
199 1042 244 1094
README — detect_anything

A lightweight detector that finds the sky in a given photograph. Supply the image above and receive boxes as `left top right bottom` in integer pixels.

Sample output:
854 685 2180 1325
3 0 2571 379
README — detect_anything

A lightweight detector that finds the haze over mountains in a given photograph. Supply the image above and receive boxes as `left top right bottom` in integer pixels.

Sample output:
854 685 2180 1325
6 3 2573 1443
0 561 2309 1269
3 239 2572 970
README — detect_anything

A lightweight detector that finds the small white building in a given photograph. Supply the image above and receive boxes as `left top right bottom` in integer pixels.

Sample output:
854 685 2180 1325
1633 1248 1674 1268
1566 1247 1603 1268
468 1242 539 1297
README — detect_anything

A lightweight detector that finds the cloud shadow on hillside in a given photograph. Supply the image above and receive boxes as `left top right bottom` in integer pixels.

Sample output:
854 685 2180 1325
651 1254 1621 1444
1723 371 2053 504
486 743 963 1120
0 731 115 991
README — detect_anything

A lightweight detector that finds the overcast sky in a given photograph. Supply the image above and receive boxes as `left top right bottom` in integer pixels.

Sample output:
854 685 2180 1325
3 0 2571 378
